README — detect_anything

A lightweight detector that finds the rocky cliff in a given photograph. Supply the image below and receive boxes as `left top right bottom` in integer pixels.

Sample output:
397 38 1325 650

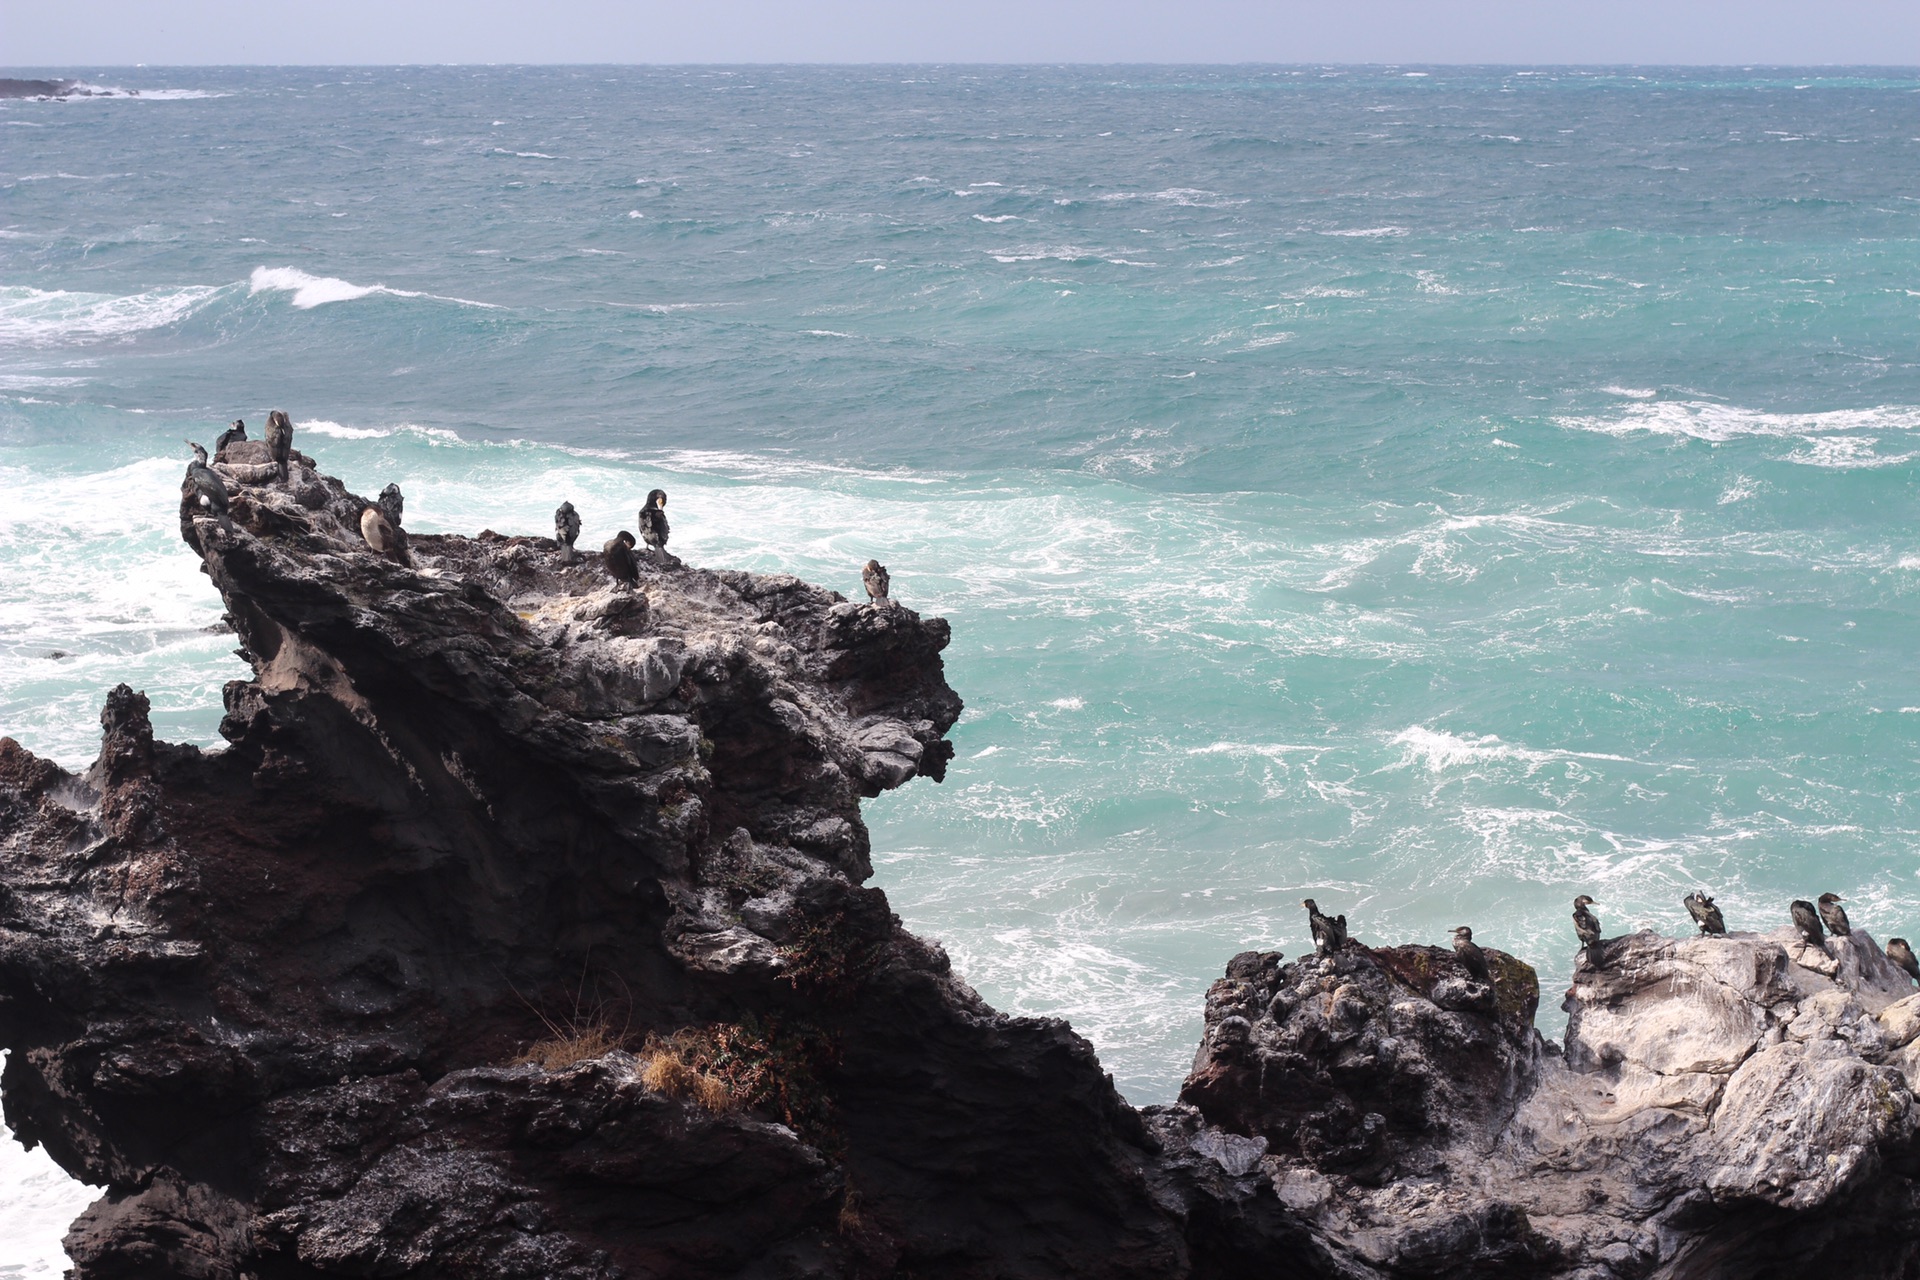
1173 928 1920 1278
2 442 1917 1278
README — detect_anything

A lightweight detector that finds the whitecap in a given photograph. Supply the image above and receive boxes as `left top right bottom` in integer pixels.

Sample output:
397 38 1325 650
1558 400 1920 442
0 283 225 347
1319 226 1408 237
248 266 499 310
1782 436 1914 469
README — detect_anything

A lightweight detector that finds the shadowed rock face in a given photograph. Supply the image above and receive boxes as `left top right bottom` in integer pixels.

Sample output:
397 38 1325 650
1174 930 1920 1278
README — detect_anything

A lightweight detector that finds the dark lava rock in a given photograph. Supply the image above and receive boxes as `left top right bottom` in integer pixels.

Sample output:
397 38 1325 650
8 445 1920 1278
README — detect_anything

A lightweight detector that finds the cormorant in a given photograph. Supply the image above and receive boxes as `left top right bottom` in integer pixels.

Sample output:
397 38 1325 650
554 501 581 563
1451 926 1493 985
214 418 246 460
1683 891 1727 937
377 483 403 528
360 506 410 565
1889 938 1920 986
265 410 294 483
1817 892 1852 937
863 559 891 606
1302 898 1347 957
605 530 639 588
184 441 232 531
1790 899 1826 949
375 483 410 562
638 489 669 558
1573 895 1603 966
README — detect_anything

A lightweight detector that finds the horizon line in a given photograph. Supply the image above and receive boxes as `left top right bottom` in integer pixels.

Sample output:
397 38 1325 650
11 60 1920 71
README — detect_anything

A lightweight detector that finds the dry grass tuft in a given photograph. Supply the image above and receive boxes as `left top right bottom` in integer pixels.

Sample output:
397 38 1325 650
638 1042 737 1113
507 956 634 1071
513 1023 625 1070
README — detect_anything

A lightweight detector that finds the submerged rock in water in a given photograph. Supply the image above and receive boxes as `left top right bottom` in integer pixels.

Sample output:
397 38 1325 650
4 446 1919 1277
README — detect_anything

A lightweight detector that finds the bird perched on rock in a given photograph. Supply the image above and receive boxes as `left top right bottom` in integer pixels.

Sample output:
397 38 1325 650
1790 899 1826 949
376 483 410 562
1451 926 1493 985
377 483 404 527
1683 891 1727 937
554 501 581 563
863 559 891 606
604 530 639 588
638 489 669 559
1572 895 1603 966
1889 938 1920 985
265 410 294 483
214 418 247 460
183 441 232 532
360 506 410 565
1817 892 1852 937
1302 898 1347 956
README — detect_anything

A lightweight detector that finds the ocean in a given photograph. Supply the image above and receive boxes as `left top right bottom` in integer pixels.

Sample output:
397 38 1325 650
7 63 1920 1265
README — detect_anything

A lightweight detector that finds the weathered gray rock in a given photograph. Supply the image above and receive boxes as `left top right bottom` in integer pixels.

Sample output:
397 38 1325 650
1177 928 1920 1276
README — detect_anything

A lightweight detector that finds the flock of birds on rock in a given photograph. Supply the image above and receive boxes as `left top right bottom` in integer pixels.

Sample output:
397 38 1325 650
174 418 1920 996
182 416 900 606
1302 890 1920 989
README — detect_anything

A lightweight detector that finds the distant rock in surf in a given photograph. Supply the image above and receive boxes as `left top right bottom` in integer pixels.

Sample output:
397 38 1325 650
0 79 119 100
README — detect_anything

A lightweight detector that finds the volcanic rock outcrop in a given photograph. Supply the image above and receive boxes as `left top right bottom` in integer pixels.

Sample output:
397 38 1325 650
5 442 1920 1278
1173 928 1920 1277
0 450 1212 1278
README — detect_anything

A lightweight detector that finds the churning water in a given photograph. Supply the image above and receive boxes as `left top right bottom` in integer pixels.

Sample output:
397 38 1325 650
8 62 1920 1262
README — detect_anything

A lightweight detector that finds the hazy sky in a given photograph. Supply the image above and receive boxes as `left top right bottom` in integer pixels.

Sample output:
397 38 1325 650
10 0 1920 66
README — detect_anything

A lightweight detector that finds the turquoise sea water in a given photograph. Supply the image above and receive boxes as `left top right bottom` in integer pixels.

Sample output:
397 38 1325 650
8 68 1920 1139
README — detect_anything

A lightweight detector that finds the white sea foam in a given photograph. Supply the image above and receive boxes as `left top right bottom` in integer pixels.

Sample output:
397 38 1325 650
1319 226 1408 237
1782 436 1915 469
0 284 225 346
989 245 1154 266
1090 188 1246 208
248 266 500 310
1389 726 1638 775
0 1053 93 1276
1559 399 1920 442
972 214 1021 223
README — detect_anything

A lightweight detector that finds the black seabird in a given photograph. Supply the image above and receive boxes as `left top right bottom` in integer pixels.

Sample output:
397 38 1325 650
554 501 581 563
639 489 669 558
1451 926 1493 986
863 559 891 606
1889 938 1920 986
376 483 411 562
184 441 232 532
1790 899 1827 949
1302 898 1347 957
1572 895 1603 967
377 483 404 527
1817 892 1852 937
605 530 639 588
1683 891 1727 937
214 418 247 460
265 410 294 483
